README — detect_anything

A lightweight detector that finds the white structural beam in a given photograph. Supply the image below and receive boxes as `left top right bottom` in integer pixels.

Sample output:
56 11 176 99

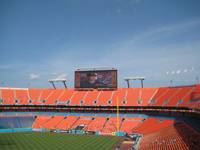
124 77 145 88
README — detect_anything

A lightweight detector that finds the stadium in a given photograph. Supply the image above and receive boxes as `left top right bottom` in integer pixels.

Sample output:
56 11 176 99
0 68 200 150
1 0 200 150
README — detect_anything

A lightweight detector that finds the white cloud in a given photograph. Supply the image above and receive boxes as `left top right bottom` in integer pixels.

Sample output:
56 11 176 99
29 73 40 80
176 70 181 74
190 67 194 72
171 71 175 75
55 73 67 80
183 69 188 73
25 18 200 87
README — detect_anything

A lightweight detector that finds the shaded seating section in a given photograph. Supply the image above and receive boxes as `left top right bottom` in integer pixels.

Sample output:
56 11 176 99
184 86 200 109
41 116 65 130
101 117 123 133
32 116 175 135
120 118 143 134
86 117 107 132
132 118 158 134
132 118 175 135
70 116 93 130
166 87 193 107
0 116 35 129
138 122 200 150
55 116 78 130
32 116 51 129
174 122 200 150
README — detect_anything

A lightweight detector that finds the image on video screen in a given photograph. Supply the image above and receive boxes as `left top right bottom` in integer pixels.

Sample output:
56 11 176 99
75 70 117 88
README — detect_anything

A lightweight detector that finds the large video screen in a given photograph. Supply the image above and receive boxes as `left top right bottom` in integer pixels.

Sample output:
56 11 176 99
75 69 117 89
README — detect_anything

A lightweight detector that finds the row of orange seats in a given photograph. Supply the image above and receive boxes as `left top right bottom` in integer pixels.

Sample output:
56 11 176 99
138 122 200 150
0 85 199 108
32 116 173 135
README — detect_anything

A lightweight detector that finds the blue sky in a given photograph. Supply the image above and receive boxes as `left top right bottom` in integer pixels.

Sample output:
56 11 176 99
0 0 200 88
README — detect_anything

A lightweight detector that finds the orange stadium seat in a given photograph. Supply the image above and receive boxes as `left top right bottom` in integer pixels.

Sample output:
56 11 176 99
98 90 114 106
70 91 87 106
1 89 15 105
32 116 52 129
41 116 65 130
101 117 122 133
120 118 143 134
111 88 127 106
132 118 158 135
87 117 107 132
70 116 93 130
82 90 99 106
57 89 74 105
140 88 158 106
150 87 168 106
154 88 178 106
44 89 64 105
55 116 78 130
166 87 194 107
37 89 54 105
28 89 42 104
15 89 29 105
138 122 200 150
126 88 141 106
0 85 200 109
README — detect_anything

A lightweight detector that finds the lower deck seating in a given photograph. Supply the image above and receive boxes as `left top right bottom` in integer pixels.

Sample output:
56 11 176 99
41 116 65 130
2 114 199 150
32 116 175 136
55 116 78 130
101 117 123 133
0 116 35 129
120 118 143 134
32 116 51 129
70 116 93 130
87 117 107 132
138 122 200 150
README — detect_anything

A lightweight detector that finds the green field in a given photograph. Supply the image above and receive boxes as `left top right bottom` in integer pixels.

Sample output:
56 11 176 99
0 132 121 150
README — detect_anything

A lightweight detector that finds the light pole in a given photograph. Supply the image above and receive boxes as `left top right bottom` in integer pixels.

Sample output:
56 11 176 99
48 79 67 89
124 77 145 88
196 76 199 84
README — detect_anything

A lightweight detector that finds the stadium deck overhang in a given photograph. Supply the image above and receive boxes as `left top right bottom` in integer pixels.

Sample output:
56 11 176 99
0 105 199 119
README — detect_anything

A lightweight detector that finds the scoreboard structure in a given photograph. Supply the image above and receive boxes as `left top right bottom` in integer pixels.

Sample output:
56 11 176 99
75 68 117 89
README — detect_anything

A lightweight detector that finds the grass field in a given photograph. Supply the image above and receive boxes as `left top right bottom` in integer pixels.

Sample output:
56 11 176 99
0 132 121 150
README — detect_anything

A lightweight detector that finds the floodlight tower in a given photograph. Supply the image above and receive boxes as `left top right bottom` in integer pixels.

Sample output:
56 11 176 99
124 77 145 88
196 76 199 84
48 79 67 89
124 78 131 88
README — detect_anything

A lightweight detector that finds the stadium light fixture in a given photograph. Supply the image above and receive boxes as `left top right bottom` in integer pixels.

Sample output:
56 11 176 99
124 77 145 88
196 76 199 84
48 79 67 89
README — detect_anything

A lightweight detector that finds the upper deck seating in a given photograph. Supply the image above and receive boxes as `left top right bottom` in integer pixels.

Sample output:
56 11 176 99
0 84 200 109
